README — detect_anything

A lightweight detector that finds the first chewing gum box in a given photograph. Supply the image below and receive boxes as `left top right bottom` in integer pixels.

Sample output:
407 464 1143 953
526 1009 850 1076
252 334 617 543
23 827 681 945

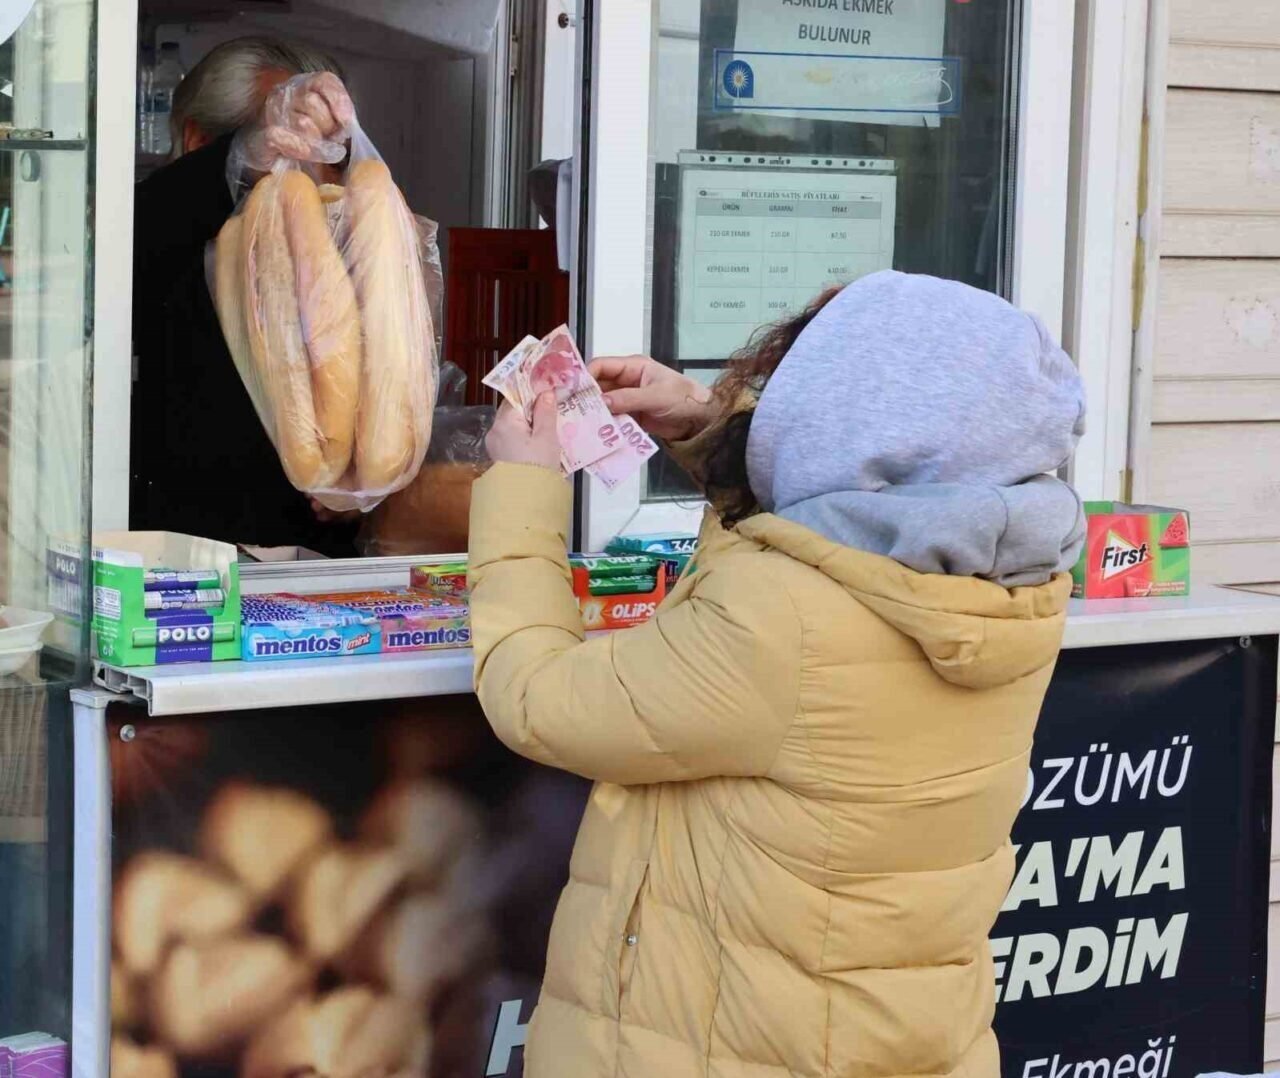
90 532 242 666
1071 502 1191 599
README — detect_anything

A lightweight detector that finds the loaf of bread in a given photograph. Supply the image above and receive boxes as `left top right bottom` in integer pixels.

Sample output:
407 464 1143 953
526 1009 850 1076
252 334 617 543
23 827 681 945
241 986 429 1078
363 461 481 556
111 1037 178 1078
287 843 409 961
279 171 362 486
149 935 310 1059
338 891 491 1005
241 174 327 490
213 215 256 420
199 782 333 903
113 852 252 976
111 961 140 1030
345 158 436 491
360 780 480 887
213 152 436 505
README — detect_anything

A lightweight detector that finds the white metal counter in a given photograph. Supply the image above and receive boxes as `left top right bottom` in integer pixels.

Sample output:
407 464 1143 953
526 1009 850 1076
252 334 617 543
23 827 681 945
66 585 1280 1077
87 586 1280 718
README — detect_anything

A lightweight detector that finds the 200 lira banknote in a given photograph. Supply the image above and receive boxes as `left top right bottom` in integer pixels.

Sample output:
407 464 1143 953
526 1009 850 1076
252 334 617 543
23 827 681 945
483 326 658 488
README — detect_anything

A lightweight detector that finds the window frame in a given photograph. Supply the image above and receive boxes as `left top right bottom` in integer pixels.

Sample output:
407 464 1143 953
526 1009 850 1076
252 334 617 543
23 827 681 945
576 0 1084 551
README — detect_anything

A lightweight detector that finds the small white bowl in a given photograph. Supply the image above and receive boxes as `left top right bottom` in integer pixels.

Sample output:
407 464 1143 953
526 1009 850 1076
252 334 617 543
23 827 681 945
0 642 42 676
0 607 55 650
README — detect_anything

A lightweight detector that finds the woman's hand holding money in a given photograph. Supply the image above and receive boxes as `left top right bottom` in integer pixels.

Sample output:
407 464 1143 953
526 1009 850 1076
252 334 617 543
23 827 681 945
589 356 717 443
485 393 563 472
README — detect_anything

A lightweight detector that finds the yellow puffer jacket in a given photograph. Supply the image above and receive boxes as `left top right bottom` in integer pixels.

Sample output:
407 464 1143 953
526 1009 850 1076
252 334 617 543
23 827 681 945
469 463 1071 1078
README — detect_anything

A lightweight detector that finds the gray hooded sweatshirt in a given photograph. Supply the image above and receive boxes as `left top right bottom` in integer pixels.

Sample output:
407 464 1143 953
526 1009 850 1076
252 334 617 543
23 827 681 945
745 271 1087 588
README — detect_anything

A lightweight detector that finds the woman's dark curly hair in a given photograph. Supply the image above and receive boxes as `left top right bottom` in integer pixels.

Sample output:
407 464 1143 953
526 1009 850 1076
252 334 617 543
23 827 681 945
700 286 844 526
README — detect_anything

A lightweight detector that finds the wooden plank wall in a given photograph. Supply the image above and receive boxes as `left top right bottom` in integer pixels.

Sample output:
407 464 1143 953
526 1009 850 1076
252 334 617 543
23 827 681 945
1156 5 1280 1065
1149 1 1280 586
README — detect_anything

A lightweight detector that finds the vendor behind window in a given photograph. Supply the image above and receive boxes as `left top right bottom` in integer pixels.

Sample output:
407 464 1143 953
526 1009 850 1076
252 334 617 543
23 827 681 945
131 38 359 555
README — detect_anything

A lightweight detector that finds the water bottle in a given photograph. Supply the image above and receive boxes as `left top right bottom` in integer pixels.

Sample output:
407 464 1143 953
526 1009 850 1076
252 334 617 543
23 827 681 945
148 42 185 156
136 43 154 153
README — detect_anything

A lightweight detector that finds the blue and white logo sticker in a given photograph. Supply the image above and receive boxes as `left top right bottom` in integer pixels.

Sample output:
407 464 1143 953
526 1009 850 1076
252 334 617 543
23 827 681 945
722 59 755 100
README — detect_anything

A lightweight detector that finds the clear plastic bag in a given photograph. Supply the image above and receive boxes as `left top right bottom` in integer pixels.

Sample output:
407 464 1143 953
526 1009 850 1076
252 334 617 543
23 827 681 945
208 76 440 513
358 406 495 557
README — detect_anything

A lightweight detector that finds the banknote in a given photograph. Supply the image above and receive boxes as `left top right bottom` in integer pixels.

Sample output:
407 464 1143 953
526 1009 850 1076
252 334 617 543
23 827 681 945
585 415 660 491
484 325 658 485
482 335 540 412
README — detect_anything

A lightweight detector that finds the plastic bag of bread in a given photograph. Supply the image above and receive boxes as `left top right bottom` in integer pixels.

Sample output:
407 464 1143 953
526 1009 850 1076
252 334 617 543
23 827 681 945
209 76 439 513
358 405 494 556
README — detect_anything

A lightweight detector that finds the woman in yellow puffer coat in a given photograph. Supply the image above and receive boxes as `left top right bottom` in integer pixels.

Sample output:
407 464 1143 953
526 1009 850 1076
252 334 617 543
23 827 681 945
470 270 1087 1078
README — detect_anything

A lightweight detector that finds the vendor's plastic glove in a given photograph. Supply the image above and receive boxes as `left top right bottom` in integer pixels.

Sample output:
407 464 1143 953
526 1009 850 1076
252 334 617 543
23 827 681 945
228 72 355 189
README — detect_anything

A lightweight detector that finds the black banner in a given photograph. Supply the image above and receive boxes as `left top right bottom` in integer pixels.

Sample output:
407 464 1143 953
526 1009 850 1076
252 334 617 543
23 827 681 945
104 635 1275 1077
993 636 1277 1078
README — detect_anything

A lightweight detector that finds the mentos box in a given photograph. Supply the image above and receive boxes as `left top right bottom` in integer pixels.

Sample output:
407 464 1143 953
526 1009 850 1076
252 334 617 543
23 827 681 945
606 533 698 589
241 594 379 662
570 555 667 630
305 590 471 652
90 532 242 666
1071 502 1191 599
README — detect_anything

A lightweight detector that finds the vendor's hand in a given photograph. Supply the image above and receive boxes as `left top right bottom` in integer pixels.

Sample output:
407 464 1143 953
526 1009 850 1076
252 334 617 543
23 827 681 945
233 72 355 178
485 393 562 472
589 356 717 442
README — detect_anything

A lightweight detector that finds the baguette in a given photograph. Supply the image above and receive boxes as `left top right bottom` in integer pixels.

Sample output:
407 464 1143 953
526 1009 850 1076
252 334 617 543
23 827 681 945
242 174 326 490
212 216 261 420
345 159 436 491
279 171 362 486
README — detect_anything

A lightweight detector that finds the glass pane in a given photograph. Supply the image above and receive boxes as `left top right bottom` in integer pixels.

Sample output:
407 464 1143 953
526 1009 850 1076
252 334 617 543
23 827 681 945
0 0 94 1061
644 0 1018 500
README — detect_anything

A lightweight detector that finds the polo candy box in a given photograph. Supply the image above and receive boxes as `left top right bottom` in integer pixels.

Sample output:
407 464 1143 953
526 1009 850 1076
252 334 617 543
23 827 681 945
1071 502 1191 599
90 532 242 666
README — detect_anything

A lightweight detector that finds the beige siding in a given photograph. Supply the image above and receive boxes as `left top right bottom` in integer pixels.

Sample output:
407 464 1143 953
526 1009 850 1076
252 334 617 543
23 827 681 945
1163 90 1280 257
1158 7 1280 1045
1148 422 1280 541
1151 8 1280 585
1152 260 1280 424
1170 0 1280 92
1193 543 1280 587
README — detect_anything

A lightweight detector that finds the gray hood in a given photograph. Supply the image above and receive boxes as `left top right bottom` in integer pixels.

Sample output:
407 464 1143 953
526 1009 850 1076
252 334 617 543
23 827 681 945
746 271 1087 588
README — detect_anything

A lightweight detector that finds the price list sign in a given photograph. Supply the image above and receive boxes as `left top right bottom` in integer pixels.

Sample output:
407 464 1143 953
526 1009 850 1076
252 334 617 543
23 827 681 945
676 165 896 361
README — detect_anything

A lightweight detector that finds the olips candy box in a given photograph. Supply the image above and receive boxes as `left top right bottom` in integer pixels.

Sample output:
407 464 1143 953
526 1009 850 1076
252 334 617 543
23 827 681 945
569 554 667 630
1071 502 1190 600
91 532 242 666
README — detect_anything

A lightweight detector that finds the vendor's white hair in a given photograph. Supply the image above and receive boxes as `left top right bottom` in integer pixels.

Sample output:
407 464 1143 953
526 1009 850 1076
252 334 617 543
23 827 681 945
169 36 344 157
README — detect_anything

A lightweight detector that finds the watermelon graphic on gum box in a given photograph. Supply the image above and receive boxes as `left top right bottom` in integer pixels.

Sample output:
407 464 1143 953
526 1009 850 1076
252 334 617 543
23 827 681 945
1071 502 1191 600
